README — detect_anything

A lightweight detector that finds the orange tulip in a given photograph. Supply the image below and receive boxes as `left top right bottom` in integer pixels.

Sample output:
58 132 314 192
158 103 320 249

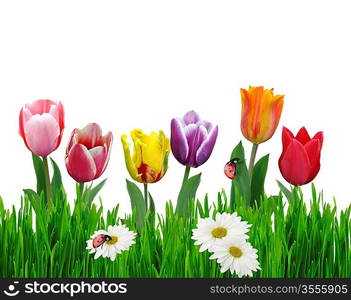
240 86 284 144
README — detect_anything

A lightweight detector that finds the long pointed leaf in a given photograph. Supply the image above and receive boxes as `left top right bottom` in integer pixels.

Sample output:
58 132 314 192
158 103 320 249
277 180 292 201
251 154 269 205
175 173 201 217
86 179 107 207
50 158 63 197
230 141 251 205
126 179 146 233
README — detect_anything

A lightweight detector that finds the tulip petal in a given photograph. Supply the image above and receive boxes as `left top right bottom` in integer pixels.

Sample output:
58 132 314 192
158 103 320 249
25 99 56 115
48 104 59 124
100 131 113 175
79 123 103 149
56 101 65 131
195 125 218 166
171 118 189 165
66 129 79 156
279 139 311 186
282 127 294 153
121 134 140 182
48 102 65 149
186 125 208 167
295 127 311 145
89 146 107 179
24 113 60 157
304 139 322 182
196 120 213 132
260 95 284 142
184 123 198 142
183 110 200 125
313 131 324 148
19 107 33 149
66 144 96 183
240 88 250 138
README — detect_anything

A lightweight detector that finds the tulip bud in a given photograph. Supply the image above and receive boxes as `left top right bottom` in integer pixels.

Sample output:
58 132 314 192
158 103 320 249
19 99 65 157
171 110 218 168
279 127 323 186
65 123 113 183
240 86 284 144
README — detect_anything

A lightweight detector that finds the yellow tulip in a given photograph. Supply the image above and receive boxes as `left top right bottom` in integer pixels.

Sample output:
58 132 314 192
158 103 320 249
240 86 284 144
121 129 170 183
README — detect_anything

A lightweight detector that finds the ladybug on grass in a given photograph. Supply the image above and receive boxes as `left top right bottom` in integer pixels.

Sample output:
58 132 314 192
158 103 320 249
224 158 240 180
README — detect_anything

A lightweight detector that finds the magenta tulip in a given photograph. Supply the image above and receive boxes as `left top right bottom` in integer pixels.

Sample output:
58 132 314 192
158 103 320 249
65 123 113 183
19 99 65 157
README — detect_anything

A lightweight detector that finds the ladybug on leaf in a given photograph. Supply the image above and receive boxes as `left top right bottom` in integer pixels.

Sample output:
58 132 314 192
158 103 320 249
224 158 240 180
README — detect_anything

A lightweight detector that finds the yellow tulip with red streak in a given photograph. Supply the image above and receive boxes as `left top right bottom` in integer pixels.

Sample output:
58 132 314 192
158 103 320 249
121 129 170 183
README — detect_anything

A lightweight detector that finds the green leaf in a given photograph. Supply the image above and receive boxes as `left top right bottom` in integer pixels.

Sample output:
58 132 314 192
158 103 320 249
230 141 251 205
126 179 146 233
251 154 269 205
23 189 41 219
148 192 155 214
277 180 292 201
85 179 107 208
175 173 201 217
50 158 63 197
31 154 45 195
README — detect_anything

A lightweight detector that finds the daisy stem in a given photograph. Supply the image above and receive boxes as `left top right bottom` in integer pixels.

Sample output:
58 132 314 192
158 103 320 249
144 183 148 209
248 143 259 183
182 166 191 185
42 156 53 209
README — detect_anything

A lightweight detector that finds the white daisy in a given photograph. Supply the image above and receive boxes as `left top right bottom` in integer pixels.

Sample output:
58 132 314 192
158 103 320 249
192 212 251 252
86 225 137 261
210 237 260 277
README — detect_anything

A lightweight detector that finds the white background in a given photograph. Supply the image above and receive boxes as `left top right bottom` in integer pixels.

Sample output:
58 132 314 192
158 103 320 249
0 0 350 214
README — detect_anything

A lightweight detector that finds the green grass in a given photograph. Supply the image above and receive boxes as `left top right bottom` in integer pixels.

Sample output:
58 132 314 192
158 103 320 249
0 186 350 278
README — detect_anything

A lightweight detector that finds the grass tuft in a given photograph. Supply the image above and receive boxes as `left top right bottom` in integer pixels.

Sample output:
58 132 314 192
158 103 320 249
0 186 350 278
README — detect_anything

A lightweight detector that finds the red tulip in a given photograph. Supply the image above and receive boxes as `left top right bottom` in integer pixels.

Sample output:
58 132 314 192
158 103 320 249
65 123 113 183
279 127 323 186
19 99 65 157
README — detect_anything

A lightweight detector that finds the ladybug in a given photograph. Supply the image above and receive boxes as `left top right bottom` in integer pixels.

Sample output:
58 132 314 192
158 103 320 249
92 234 111 248
224 158 240 180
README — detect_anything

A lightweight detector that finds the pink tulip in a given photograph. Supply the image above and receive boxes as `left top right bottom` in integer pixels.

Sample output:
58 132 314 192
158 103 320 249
19 99 65 157
65 123 113 183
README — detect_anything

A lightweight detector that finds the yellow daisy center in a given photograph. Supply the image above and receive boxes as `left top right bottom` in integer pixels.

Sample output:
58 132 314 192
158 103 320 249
211 227 228 238
229 246 243 258
106 236 118 245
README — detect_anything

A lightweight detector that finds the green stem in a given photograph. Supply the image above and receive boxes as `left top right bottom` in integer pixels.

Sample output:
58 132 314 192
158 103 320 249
182 166 191 185
42 156 53 209
79 182 85 197
248 143 259 183
144 183 148 209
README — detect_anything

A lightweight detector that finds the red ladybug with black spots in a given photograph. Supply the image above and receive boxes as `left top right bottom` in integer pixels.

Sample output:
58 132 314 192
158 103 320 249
92 234 111 248
224 158 240 180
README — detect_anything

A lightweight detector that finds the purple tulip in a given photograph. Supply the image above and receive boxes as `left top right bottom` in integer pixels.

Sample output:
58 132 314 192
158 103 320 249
171 110 218 168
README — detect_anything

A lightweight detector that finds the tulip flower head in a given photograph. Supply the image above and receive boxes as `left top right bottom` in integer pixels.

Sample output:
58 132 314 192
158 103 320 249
19 99 65 157
241 86 284 144
171 110 218 168
65 123 113 183
279 127 323 186
121 129 170 184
